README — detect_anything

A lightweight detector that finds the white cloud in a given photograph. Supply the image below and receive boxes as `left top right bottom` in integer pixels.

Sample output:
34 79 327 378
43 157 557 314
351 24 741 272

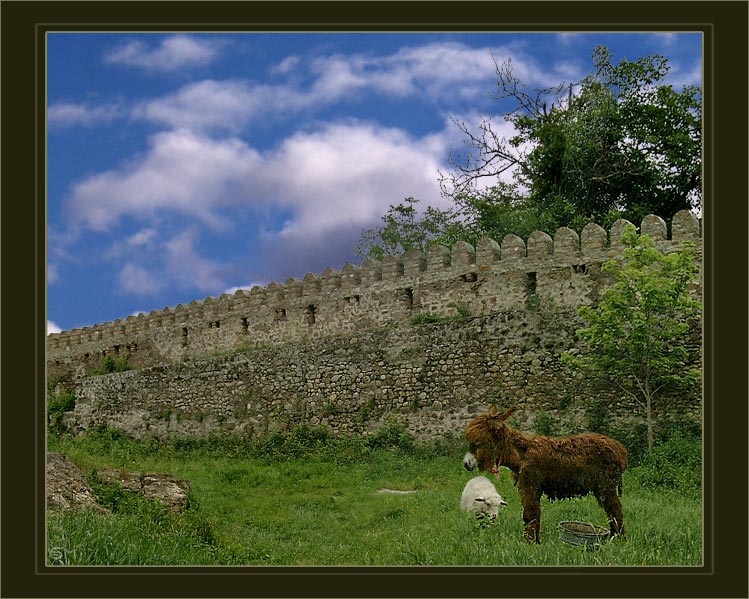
114 229 233 297
265 121 448 233
103 35 222 72
101 228 160 263
270 55 302 75
131 42 559 133
132 80 263 132
64 118 462 289
118 263 163 295
47 320 62 334
164 229 228 293
555 33 584 47
48 263 60 284
66 119 453 233
298 42 528 103
66 128 263 231
647 33 679 48
666 59 702 89
552 60 584 81
246 120 458 275
375 43 498 98
126 228 158 248
48 100 123 129
222 282 267 295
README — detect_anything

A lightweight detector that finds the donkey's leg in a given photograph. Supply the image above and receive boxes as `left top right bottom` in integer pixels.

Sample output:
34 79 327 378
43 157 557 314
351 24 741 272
595 490 625 537
520 487 542 543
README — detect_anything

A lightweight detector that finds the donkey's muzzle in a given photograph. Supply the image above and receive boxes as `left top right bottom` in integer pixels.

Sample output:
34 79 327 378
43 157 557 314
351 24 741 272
463 452 477 471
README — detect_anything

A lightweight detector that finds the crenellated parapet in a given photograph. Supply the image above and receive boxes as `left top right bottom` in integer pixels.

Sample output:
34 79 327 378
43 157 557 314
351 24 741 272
47 211 701 382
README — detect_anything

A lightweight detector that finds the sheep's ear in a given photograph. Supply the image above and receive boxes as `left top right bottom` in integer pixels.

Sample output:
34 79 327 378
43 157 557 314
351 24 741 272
487 405 499 418
498 406 520 422
475 497 485 503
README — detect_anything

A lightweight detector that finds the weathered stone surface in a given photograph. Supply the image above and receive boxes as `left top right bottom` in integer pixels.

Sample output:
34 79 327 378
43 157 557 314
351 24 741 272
98 469 191 511
46 452 106 513
66 307 701 441
672 210 700 242
142 474 192 511
641 214 667 242
98 469 142 492
47 452 192 513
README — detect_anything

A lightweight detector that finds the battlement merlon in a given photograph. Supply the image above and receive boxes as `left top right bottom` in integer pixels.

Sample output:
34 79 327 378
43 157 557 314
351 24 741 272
46 211 701 376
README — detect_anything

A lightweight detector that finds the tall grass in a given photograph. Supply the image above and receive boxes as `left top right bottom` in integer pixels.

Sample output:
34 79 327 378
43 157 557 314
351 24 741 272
47 425 702 566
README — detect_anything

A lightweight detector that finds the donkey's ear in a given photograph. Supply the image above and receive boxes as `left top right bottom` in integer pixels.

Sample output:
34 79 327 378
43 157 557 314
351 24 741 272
498 406 520 421
487 405 499 418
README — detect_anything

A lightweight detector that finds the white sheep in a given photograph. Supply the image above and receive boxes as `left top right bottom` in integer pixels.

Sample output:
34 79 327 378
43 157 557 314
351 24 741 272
460 476 507 521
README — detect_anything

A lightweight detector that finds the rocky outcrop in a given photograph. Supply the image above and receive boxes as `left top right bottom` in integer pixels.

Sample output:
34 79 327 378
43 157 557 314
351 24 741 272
97 469 192 511
46 452 106 513
47 452 191 513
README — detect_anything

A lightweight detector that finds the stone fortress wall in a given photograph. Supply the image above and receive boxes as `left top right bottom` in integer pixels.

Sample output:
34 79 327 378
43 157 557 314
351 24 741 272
48 211 702 440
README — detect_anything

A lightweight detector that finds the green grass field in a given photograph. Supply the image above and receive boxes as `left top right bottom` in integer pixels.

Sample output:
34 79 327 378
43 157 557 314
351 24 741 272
47 426 702 566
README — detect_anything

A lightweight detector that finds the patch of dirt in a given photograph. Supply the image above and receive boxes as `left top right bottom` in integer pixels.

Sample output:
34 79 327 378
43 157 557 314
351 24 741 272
375 488 418 495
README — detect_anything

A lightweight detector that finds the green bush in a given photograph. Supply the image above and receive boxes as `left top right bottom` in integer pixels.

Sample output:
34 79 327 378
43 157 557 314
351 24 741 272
453 303 471 320
87 474 143 514
47 391 75 416
410 312 444 326
585 398 610 434
609 422 649 465
628 431 701 491
170 425 337 461
47 391 75 429
424 430 465 458
283 425 332 457
534 411 556 436
367 421 414 451
655 412 702 443
525 292 541 312
92 355 131 376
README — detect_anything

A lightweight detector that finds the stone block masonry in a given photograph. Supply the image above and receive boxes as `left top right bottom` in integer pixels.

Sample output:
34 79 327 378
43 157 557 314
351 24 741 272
48 211 702 439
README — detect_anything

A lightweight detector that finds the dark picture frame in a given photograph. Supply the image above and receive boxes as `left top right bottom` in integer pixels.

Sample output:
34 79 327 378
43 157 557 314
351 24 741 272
2 2 746 597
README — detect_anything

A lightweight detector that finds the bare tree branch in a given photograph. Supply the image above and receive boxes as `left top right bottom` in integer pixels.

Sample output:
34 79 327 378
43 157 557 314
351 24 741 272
440 55 580 202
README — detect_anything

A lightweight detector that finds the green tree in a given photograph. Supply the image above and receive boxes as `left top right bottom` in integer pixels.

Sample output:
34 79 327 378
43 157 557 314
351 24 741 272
563 225 701 451
443 45 701 233
355 197 466 260
359 46 701 258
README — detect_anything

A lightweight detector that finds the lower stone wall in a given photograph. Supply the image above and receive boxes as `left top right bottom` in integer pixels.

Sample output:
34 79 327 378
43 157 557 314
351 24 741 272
67 310 701 441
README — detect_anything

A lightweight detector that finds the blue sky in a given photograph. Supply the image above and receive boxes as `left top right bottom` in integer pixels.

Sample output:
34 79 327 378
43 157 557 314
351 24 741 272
47 32 702 334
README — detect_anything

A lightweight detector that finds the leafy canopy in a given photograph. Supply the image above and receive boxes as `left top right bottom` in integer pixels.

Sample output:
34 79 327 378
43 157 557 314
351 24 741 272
354 197 465 260
445 45 702 231
357 46 702 260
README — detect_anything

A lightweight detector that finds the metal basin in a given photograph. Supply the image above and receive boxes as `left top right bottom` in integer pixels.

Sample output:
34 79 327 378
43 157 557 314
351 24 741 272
559 521 610 547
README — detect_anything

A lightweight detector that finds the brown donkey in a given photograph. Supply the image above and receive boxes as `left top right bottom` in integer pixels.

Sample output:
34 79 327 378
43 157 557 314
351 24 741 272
463 406 627 543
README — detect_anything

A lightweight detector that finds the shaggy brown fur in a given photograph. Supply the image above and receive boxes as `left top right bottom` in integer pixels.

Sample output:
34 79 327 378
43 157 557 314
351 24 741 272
464 406 627 543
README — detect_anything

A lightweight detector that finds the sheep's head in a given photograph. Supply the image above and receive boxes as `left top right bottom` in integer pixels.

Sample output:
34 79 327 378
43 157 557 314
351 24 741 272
463 405 519 477
471 492 508 521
